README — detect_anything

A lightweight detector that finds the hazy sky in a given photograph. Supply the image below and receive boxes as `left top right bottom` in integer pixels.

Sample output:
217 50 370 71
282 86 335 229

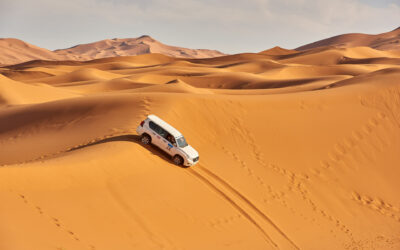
1 0 399 53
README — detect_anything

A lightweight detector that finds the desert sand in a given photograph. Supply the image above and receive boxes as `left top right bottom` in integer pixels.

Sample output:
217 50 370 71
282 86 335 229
1 44 400 250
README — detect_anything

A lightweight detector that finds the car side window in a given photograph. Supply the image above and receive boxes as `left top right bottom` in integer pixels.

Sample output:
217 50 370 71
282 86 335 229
158 127 168 138
149 121 167 137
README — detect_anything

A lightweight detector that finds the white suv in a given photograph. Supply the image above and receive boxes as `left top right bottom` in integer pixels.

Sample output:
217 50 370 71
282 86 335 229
136 114 199 167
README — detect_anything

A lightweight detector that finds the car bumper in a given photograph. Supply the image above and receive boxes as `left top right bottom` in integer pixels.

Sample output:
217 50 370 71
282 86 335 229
184 158 199 167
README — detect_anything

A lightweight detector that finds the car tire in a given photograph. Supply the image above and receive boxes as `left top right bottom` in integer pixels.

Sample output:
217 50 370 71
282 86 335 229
140 134 151 145
173 155 184 166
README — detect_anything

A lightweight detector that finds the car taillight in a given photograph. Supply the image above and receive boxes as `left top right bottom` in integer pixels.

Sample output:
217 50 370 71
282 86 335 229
140 121 145 127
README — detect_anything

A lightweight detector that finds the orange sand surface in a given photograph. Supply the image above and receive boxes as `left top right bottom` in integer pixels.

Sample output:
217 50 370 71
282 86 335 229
1 46 400 250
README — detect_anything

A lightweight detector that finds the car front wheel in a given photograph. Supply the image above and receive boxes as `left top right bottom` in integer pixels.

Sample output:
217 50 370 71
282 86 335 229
173 155 184 166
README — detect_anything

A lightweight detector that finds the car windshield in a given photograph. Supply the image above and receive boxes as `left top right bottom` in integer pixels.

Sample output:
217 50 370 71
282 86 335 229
176 136 188 148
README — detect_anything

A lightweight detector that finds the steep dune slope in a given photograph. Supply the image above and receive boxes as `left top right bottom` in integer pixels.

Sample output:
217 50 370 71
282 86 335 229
0 45 400 250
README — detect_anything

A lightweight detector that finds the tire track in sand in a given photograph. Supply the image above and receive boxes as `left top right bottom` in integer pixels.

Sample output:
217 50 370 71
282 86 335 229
187 168 278 249
188 164 299 249
198 165 300 249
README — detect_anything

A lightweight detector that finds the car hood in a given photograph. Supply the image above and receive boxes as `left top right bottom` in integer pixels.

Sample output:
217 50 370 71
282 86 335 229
180 145 199 159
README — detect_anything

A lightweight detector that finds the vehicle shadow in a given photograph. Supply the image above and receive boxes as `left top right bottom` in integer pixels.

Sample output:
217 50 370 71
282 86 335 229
68 134 189 168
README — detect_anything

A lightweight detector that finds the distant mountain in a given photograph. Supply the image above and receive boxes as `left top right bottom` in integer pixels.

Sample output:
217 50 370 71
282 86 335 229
296 27 400 51
0 36 225 66
54 35 225 61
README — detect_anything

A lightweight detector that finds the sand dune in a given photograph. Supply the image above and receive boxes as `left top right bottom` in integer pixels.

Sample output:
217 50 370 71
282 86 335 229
32 68 125 85
297 26 400 51
0 74 78 105
0 45 400 250
259 46 298 56
279 46 400 65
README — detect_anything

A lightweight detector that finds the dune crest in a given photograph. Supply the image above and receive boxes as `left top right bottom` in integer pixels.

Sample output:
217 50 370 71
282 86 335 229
259 46 298 56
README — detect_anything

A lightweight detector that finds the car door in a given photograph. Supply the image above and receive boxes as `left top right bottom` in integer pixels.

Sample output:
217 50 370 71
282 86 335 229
168 138 179 157
148 121 163 148
159 133 175 156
